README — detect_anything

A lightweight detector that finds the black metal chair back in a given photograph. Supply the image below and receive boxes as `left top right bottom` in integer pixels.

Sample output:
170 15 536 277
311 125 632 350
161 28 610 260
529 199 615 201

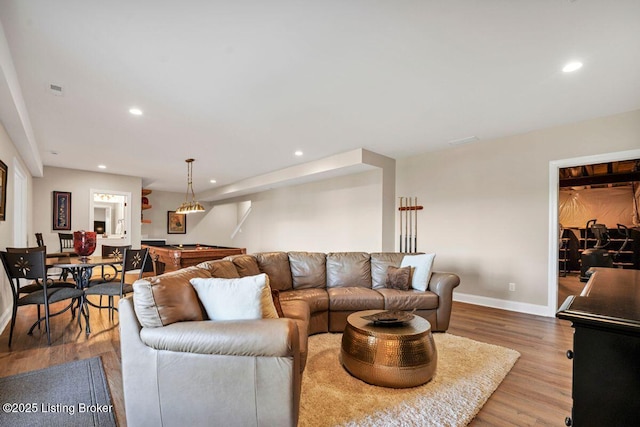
59 233 74 252
35 233 45 247
96 244 132 282
102 244 131 260
1 247 48 285
123 248 149 278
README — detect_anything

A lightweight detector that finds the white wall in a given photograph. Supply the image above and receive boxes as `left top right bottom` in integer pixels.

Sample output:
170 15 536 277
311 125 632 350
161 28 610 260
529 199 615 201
0 122 33 330
232 170 383 252
33 166 142 250
397 109 640 310
140 189 212 244
142 170 384 253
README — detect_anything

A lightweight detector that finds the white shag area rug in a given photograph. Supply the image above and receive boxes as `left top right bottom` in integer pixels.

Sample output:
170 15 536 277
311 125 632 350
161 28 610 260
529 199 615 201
298 333 520 427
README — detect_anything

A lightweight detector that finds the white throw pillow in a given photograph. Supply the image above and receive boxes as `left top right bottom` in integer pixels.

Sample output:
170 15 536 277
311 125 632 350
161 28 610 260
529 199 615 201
400 253 436 291
189 273 279 321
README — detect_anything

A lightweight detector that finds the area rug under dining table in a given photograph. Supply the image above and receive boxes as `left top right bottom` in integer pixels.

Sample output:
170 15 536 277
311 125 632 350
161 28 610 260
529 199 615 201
298 333 520 427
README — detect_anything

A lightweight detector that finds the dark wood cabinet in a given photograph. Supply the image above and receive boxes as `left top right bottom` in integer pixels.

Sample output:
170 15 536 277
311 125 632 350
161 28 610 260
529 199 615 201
557 268 640 426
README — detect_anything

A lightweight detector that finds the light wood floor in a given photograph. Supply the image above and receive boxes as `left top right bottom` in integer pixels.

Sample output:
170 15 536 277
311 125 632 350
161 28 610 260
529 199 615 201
0 297 576 426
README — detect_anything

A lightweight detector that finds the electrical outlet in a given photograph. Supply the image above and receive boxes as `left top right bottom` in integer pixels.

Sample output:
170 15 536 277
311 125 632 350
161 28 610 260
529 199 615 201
508 282 516 292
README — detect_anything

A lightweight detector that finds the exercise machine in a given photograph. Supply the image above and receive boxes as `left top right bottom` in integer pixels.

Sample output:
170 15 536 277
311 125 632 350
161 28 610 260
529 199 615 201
579 220 630 282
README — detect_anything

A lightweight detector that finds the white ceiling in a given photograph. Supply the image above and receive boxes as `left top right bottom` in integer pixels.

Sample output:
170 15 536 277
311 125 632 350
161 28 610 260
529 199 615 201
1 1 639 194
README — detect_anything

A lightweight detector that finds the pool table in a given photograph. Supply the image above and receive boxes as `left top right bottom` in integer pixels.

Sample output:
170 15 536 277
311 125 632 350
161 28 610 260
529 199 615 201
142 243 246 273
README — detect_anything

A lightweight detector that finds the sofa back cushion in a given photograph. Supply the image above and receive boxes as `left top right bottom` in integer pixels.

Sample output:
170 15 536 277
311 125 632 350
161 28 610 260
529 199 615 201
254 252 293 291
370 252 406 289
225 254 261 277
196 259 240 278
288 252 327 289
133 266 210 327
326 252 372 288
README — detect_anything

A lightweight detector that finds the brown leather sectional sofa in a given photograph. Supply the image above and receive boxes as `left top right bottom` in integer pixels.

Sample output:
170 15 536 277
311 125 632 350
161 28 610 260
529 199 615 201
219 251 460 335
120 251 460 427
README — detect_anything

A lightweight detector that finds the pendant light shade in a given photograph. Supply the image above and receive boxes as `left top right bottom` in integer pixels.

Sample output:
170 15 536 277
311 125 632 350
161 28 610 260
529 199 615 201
176 159 205 214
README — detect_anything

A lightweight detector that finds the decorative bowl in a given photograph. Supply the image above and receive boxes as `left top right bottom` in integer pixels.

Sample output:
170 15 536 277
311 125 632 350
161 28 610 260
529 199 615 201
361 310 415 326
73 230 97 260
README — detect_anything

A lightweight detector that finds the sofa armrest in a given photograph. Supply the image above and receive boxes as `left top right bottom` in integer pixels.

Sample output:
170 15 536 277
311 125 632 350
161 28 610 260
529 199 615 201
281 299 310 323
428 272 461 331
428 272 460 295
139 318 299 357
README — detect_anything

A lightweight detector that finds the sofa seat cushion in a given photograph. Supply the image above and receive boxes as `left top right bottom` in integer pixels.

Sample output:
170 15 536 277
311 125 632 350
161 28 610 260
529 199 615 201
326 252 372 288
288 252 326 289
280 288 329 313
133 266 210 328
328 287 384 311
255 252 293 291
376 288 439 310
370 252 405 289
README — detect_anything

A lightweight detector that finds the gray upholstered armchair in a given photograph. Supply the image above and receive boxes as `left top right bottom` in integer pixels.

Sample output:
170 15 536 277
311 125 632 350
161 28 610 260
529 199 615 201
119 266 309 427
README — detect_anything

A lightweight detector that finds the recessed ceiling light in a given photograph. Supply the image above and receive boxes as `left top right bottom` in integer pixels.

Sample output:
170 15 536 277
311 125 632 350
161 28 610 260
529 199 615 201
210 179 217 184
562 61 583 73
98 165 107 169
50 150 59 155
294 150 303 156
129 107 143 116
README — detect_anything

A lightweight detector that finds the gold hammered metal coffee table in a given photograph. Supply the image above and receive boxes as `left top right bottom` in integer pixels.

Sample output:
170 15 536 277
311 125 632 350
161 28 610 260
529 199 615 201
340 309 437 388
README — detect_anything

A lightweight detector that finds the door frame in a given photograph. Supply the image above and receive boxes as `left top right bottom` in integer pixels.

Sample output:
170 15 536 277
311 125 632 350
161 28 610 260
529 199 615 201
547 148 640 315
12 157 27 247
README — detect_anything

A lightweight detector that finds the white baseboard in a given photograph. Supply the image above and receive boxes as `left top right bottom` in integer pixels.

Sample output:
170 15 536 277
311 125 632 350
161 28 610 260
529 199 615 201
454 292 554 317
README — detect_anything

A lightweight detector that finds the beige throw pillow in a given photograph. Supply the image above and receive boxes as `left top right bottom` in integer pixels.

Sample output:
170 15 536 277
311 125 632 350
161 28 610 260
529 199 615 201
400 253 436 291
190 273 279 321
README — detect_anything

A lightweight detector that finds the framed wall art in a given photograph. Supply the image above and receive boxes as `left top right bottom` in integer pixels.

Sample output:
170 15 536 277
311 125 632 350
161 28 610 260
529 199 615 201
167 210 186 234
52 191 72 230
0 160 7 221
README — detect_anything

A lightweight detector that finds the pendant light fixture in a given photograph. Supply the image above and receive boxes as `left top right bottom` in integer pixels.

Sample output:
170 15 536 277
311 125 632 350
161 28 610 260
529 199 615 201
176 158 205 214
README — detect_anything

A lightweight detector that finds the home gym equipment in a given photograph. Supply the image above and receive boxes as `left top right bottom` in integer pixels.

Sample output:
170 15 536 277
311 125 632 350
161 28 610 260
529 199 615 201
579 220 631 282
580 219 611 282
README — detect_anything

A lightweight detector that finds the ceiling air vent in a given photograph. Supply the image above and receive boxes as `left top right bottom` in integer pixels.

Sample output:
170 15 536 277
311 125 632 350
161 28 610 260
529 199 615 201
49 83 64 96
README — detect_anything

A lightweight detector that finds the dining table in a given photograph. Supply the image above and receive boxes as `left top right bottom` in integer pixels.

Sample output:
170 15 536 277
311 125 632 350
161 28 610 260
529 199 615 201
46 255 124 335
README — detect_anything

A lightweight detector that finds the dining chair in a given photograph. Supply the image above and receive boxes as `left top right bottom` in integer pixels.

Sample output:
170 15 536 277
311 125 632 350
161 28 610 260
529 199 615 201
58 232 74 253
85 248 149 320
89 244 132 307
1 247 85 346
6 246 76 292
35 233 45 247
90 244 132 282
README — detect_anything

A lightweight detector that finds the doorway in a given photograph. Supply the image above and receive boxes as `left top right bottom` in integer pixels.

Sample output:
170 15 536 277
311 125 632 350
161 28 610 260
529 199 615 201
548 149 640 315
89 189 131 254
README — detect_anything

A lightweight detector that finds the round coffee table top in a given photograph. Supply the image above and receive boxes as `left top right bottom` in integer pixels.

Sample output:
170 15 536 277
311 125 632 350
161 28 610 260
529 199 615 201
346 309 431 337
